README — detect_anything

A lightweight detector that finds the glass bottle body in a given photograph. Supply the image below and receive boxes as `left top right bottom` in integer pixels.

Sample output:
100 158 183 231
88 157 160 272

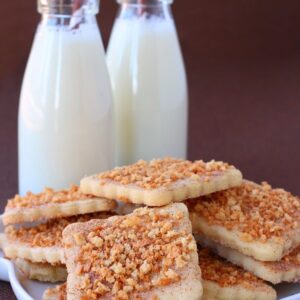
19 0 113 194
107 0 188 166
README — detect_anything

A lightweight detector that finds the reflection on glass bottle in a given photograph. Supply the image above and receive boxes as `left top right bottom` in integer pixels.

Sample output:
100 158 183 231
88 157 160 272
107 0 188 166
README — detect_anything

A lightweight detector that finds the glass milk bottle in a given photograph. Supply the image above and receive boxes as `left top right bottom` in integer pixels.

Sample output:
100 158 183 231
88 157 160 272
18 0 113 195
107 0 188 166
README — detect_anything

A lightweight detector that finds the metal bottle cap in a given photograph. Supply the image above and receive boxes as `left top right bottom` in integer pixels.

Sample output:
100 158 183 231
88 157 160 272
38 0 99 15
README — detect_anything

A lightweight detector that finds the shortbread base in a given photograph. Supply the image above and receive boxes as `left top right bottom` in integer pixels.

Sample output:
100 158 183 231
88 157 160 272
0 235 64 264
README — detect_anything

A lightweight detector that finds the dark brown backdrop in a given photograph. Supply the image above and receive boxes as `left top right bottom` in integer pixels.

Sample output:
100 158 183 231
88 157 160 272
0 1 300 298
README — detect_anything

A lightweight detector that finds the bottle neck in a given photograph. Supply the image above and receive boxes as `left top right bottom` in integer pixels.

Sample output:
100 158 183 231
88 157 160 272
117 0 173 20
40 13 97 27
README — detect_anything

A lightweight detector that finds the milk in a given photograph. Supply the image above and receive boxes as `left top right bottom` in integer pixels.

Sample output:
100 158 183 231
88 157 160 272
19 21 113 195
107 15 188 166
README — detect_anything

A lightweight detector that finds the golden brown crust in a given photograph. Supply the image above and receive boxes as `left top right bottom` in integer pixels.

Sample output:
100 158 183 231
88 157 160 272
187 181 300 243
63 203 202 300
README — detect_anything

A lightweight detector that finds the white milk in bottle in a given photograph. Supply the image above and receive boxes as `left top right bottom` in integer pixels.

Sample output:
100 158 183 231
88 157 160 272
18 0 113 195
107 0 188 166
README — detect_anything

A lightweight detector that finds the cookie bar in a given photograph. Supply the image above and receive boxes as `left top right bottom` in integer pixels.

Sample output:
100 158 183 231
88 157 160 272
3 185 116 225
198 248 276 300
196 233 300 284
63 203 203 300
81 158 242 206
188 181 300 261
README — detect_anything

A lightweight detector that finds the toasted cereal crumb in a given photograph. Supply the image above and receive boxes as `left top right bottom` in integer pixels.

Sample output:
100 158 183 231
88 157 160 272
5 213 113 248
90 236 103 247
73 233 86 245
43 283 67 300
198 248 264 287
6 185 96 209
73 206 194 299
187 181 300 243
98 158 235 190
140 261 151 275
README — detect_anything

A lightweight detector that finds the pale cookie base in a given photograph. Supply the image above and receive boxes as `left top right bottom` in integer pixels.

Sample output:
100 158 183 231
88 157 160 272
63 203 203 300
14 258 67 283
43 283 66 300
190 213 300 261
3 198 116 225
80 169 242 206
196 233 300 284
0 235 64 264
202 280 276 300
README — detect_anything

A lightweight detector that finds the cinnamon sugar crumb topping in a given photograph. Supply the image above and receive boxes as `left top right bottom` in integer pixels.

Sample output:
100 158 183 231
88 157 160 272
198 248 263 287
5 213 113 248
44 283 66 300
98 157 235 189
73 207 196 300
188 181 300 242
6 185 96 209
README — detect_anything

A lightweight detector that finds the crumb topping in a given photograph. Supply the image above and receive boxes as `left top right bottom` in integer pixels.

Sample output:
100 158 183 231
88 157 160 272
188 181 300 243
44 283 66 300
198 248 263 287
98 157 234 189
5 213 113 248
72 207 196 300
6 185 96 209
281 246 300 265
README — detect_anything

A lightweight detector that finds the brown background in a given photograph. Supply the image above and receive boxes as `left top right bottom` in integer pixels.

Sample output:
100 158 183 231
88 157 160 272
0 0 300 298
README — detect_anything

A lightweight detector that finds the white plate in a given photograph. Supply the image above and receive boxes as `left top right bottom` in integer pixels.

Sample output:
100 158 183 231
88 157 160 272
0 219 299 300
1 251 300 300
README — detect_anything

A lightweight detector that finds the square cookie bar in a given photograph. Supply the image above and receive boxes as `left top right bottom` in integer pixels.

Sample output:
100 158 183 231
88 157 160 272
3 185 116 225
196 233 300 284
63 203 202 300
81 158 242 206
188 181 300 261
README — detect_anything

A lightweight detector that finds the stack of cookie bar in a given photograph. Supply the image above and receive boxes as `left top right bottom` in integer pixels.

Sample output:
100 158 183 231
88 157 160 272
0 186 117 282
0 157 298 299
188 181 300 285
